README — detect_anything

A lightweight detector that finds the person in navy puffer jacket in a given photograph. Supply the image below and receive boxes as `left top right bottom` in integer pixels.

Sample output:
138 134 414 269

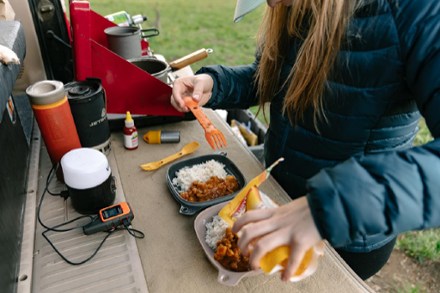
171 0 440 281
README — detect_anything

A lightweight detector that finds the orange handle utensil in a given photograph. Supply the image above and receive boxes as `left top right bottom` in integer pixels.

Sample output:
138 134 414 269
183 96 227 150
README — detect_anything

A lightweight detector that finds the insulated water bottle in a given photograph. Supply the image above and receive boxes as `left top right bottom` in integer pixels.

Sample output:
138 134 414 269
26 80 81 180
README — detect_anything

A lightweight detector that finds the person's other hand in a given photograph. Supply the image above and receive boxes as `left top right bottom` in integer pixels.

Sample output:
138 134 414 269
170 74 214 112
232 196 323 281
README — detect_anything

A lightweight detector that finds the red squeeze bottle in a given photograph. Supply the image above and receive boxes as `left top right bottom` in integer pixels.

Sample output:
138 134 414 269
123 111 138 150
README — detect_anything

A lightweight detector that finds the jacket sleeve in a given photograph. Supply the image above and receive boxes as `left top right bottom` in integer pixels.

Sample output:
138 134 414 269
195 58 260 109
306 1 440 248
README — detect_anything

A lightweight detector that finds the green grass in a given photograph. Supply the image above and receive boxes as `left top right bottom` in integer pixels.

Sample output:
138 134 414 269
398 120 440 263
398 127 440 263
83 0 264 71
397 229 440 263
81 0 268 123
396 284 426 293
413 119 434 146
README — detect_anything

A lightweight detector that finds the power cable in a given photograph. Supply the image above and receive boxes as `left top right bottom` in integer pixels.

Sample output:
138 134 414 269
37 163 144 265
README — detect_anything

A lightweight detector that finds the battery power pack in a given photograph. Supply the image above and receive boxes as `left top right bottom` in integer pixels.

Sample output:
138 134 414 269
83 202 134 235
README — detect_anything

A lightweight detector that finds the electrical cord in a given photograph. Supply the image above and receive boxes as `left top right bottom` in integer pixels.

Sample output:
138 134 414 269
123 225 145 239
42 220 114 265
37 164 93 232
44 163 63 197
37 163 145 265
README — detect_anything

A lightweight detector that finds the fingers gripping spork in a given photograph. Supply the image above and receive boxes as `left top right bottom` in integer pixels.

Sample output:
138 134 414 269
183 96 227 150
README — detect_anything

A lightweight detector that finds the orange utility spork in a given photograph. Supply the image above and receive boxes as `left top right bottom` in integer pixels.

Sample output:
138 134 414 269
183 96 227 150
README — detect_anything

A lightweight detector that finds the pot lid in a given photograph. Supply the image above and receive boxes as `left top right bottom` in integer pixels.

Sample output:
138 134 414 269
65 79 102 102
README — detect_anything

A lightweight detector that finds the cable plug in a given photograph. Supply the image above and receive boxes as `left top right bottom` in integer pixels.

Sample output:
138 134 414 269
122 218 131 227
60 190 69 200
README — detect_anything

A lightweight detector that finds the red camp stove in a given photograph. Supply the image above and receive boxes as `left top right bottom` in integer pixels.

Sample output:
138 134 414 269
69 0 182 118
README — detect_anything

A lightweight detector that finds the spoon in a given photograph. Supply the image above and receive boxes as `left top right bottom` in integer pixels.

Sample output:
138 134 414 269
140 141 200 171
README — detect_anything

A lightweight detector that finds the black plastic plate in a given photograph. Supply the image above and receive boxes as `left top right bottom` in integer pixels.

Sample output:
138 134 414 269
166 154 246 216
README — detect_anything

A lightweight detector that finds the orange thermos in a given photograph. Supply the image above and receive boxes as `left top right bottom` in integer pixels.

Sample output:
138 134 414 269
26 80 81 178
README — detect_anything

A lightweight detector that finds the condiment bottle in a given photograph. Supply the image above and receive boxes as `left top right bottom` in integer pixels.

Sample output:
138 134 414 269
123 111 138 150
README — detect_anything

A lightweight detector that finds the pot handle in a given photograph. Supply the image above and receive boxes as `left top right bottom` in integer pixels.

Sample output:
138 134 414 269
140 28 160 39
169 48 213 70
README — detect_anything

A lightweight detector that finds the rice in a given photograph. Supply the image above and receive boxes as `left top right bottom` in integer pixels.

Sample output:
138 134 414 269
172 159 228 192
205 210 246 251
172 159 231 249
205 215 229 250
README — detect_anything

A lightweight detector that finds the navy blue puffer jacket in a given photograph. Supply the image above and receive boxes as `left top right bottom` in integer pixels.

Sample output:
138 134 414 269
197 0 440 253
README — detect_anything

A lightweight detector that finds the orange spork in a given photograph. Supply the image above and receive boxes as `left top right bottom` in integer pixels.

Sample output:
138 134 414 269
183 96 227 150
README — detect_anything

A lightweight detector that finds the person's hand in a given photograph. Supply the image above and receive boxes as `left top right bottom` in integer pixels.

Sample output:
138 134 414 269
232 196 323 282
170 74 214 112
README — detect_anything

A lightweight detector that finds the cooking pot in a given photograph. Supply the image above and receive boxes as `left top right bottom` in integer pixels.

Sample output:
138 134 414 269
128 48 213 84
65 79 111 154
129 56 170 83
104 26 160 59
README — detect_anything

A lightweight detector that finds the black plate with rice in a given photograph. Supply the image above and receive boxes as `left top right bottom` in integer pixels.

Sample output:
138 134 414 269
166 154 246 216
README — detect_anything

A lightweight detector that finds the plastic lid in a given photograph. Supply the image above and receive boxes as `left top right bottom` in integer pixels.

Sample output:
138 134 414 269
61 148 111 189
125 111 134 127
68 86 91 96
144 130 161 144
26 80 65 105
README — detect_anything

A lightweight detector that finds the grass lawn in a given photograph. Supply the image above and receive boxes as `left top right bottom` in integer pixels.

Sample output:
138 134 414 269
400 120 439 264
83 0 264 70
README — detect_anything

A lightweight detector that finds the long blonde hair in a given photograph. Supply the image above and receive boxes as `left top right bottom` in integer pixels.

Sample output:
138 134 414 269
256 0 360 126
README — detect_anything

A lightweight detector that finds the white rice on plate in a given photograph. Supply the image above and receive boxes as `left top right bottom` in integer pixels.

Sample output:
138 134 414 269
171 159 239 250
205 215 229 250
204 191 278 251
172 159 228 192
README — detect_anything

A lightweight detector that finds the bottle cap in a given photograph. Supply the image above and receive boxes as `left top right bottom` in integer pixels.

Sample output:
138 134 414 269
143 130 180 144
125 111 134 127
143 130 161 144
